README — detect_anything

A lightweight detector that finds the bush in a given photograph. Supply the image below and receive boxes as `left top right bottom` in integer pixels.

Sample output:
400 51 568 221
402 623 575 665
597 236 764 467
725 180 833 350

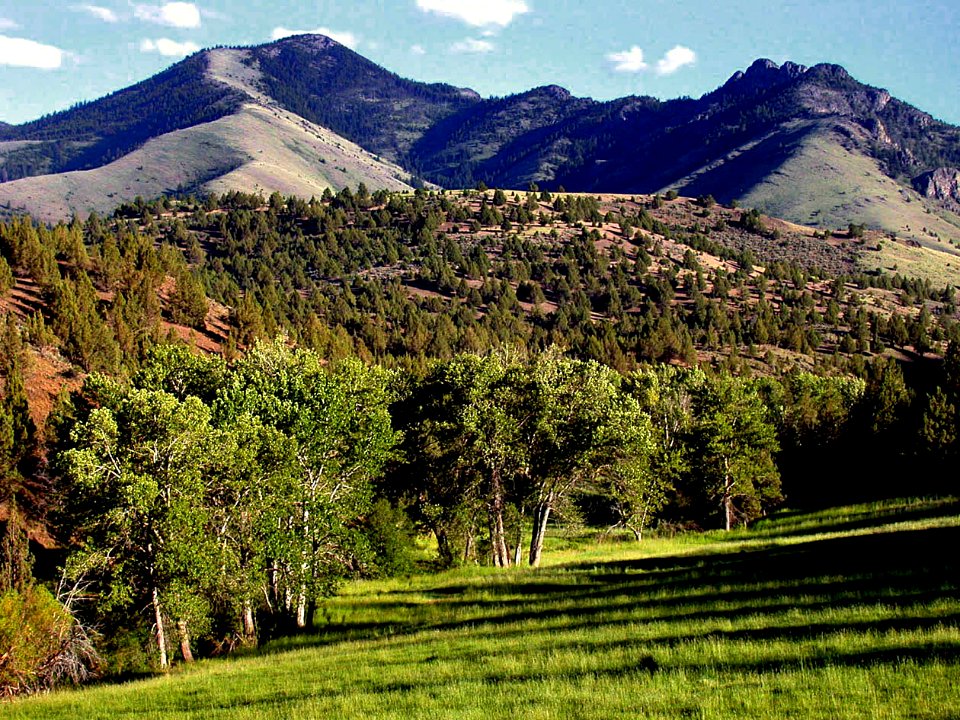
0 585 80 696
363 499 417 577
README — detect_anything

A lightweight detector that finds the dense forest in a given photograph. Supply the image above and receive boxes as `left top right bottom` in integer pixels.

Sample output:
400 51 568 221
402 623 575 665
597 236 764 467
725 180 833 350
1 187 958 695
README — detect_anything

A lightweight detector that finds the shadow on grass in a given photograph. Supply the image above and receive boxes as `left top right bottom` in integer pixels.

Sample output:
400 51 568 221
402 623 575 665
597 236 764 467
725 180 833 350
737 497 960 542
269 523 960 660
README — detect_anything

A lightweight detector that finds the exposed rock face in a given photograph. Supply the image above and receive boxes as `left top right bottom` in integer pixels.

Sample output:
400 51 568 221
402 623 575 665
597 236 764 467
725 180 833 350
913 168 960 203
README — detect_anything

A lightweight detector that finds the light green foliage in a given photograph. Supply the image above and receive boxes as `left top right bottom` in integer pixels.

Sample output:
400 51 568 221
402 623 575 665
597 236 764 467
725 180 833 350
62 378 216 664
133 345 226 403
399 350 659 567
523 351 653 565
58 338 401 659
616 366 705 539
0 585 74 696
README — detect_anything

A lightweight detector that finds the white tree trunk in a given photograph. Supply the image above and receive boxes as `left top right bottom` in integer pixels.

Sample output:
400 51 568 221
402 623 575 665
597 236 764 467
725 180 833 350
242 600 256 641
177 618 194 663
152 586 168 669
489 469 510 567
723 461 736 531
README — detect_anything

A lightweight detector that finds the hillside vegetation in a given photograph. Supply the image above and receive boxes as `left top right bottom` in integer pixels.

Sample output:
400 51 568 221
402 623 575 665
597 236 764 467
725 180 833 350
6 498 958 719
2 188 959 700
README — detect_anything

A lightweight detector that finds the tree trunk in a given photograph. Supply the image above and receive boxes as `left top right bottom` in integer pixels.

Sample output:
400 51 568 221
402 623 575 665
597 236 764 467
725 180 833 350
488 468 510 568
633 504 650 542
435 528 454 567
528 501 552 568
242 600 256 642
296 589 308 629
723 462 735 531
177 618 194 663
463 532 474 564
513 516 524 567
152 586 168 669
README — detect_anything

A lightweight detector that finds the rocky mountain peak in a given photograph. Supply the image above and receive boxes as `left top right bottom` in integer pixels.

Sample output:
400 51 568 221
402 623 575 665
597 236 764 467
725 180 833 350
534 85 573 101
259 33 340 58
710 58 807 103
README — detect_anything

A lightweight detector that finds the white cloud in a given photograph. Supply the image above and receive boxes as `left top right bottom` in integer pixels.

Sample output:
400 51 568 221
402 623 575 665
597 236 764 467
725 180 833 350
270 27 358 49
607 46 647 73
76 5 119 22
0 35 65 69
656 45 696 75
140 37 200 56
134 2 201 29
411 44 426 55
0 19 19 31
451 37 494 53
416 0 529 28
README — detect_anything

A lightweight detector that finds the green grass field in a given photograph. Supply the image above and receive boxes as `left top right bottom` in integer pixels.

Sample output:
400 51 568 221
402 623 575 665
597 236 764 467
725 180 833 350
8 497 960 719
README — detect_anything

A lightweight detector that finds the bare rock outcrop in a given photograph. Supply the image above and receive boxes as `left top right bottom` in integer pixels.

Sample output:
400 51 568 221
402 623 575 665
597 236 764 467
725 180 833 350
913 168 960 205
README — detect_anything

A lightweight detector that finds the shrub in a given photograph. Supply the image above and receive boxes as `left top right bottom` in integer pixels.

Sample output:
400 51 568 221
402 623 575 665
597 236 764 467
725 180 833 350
363 499 417 577
0 586 70 695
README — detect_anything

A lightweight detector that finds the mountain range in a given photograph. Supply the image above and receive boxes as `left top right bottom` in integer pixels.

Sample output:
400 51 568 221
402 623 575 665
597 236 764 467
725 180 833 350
1 33 960 249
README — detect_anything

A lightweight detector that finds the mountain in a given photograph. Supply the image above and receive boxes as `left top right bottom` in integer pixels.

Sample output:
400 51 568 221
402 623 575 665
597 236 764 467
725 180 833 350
0 39 422 220
1 35 959 249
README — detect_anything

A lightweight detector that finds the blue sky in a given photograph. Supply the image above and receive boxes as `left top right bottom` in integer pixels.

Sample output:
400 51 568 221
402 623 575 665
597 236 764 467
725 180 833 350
1 0 958 125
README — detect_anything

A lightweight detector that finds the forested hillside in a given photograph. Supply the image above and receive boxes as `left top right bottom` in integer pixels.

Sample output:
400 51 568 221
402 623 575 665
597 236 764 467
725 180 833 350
1 187 959 693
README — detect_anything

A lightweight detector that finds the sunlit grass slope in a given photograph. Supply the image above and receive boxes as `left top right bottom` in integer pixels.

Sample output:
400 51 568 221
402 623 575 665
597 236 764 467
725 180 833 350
9 497 960 719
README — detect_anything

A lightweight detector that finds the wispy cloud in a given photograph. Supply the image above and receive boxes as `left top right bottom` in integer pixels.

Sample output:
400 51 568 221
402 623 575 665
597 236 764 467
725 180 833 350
411 44 426 56
0 18 19 31
140 37 200 56
270 26 358 49
0 35 65 69
656 45 696 75
76 5 120 22
607 46 647 73
451 37 494 54
416 0 530 28
134 2 201 29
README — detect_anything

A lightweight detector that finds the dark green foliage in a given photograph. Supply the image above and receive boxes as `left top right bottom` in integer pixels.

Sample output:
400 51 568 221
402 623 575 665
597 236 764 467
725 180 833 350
168 270 208 329
361 499 417 577
0 256 13 296
252 36 477 164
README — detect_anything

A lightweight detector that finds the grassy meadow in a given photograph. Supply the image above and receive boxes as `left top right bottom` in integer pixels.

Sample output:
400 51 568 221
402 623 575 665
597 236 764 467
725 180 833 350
7 497 960 719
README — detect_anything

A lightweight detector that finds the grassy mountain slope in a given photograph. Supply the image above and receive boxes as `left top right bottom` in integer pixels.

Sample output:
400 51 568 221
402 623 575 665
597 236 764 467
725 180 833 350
0 45 414 220
0 53 246 181
0 103 413 222
666 120 960 251
8 498 959 719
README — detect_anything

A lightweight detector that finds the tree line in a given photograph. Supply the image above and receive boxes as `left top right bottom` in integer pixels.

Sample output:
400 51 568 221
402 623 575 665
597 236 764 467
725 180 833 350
3 333 957 689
